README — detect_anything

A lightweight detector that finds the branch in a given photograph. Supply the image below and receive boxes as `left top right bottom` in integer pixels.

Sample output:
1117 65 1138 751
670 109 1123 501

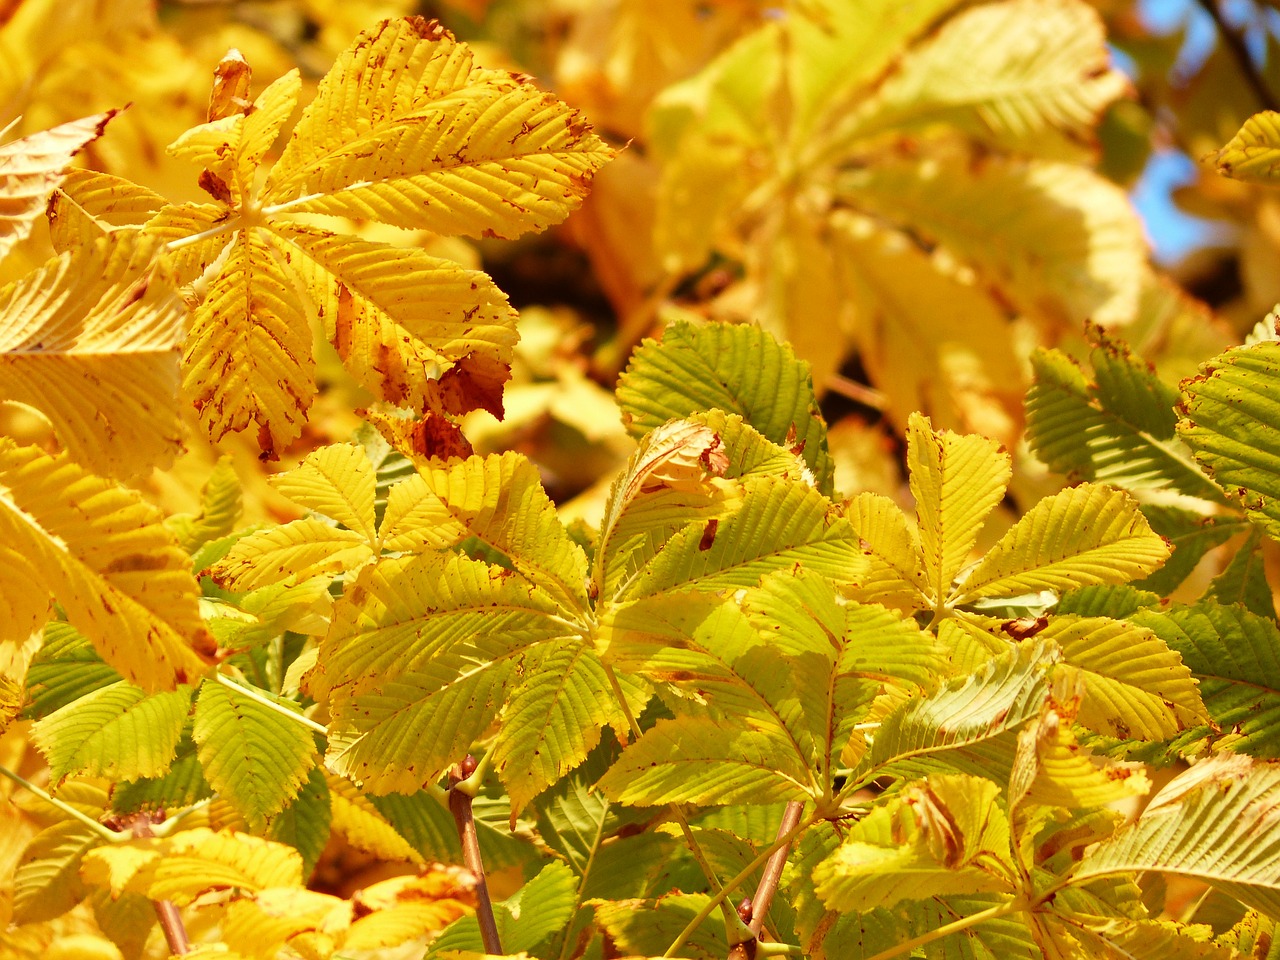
449 755 502 955
726 801 805 960
1195 0 1280 112
128 814 191 955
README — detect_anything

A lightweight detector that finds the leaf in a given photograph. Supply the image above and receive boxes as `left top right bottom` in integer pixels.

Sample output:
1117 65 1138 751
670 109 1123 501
1026 341 1225 501
862 642 1055 775
1039 615 1209 741
1214 110 1280 183
0 112 116 259
598 715 812 807
0 439 216 690
0 231 187 477
1132 602 1280 758
839 0 1126 159
1133 507 1243 596
1075 754 1280 918
327 773 425 864
169 457 242 557
46 167 165 253
193 679 319 829
616 320 834 494
907 412 1011 605
427 862 577 956
12 820 102 924
274 224 518 420
182 226 315 456
318 553 576 793
263 18 612 237
267 767 332 877
814 776 1015 912
272 443 378 543
590 893 727 960
840 491 929 610
24 621 121 718
953 483 1171 603
627 475 867 599
1205 527 1277 621
81 827 304 905
31 680 191 784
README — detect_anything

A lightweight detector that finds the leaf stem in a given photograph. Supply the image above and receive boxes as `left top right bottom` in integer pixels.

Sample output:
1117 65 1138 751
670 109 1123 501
0 764 121 843
861 900 1018 960
449 756 502 955
663 810 816 958
727 800 806 959
163 217 239 252
214 672 328 737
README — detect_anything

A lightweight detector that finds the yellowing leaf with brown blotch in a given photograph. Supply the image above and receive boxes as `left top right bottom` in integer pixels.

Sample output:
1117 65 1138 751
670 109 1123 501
262 17 613 238
0 231 186 477
1214 111 1280 184
0 439 216 690
182 226 314 456
0 112 117 260
156 18 609 457
46 168 165 254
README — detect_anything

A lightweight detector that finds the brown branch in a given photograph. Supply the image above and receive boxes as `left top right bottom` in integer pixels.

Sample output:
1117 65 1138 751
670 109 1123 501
726 800 806 960
1195 0 1280 112
128 815 190 955
449 756 502 955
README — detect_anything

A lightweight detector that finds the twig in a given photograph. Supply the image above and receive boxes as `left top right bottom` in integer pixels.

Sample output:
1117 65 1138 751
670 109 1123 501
129 814 191 955
1194 0 1280 112
449 755 502 955
0 765 122 843
725 801 805 959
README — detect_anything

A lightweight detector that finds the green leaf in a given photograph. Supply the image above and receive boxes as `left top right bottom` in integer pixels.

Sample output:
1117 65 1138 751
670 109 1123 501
168 457 242 556
1178 341 1280 538
1038 616 1208 741
1133 506 1243 596
267 764 331 876
31 680 191 784
112 738 211 814
591 892 728 960
192 678 318 829
953 483 1171 603
814 776 1015 912
1205 527 1277 621
616 320 834 494
1026 342 1225 501
24 621 120 718
1214 110 1280 183
1132 601 1280 758
367 789 461 864
427 862 578 956
907 412 1011 605
1075 755 1280 918
862 642 1055 775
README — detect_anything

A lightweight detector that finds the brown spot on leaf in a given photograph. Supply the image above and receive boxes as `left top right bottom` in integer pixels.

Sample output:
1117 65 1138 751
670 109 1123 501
198 170 233 205
103 553 169 574
699 518 718 552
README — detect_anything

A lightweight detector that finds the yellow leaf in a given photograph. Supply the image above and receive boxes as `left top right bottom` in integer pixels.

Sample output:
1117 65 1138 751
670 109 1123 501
46 168 166 254
182 227 314 457
0 231 186 477
213 520 373 593
82 828 304 906
841 492 927 610
0 112 116 260
263 17 613 238
326 773 424 864
270 444 378 544
0 439 216 690
1214 110 1280 183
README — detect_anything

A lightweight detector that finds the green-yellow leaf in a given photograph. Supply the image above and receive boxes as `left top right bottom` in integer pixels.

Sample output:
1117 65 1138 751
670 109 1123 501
12 820 103 924
953 483 1171 603
193 679 319 829
907 412 1011 604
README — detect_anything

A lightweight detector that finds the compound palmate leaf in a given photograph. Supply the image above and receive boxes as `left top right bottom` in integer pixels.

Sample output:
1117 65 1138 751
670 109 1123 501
154 17 611 455
0 439 216 690
0 231 187 477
